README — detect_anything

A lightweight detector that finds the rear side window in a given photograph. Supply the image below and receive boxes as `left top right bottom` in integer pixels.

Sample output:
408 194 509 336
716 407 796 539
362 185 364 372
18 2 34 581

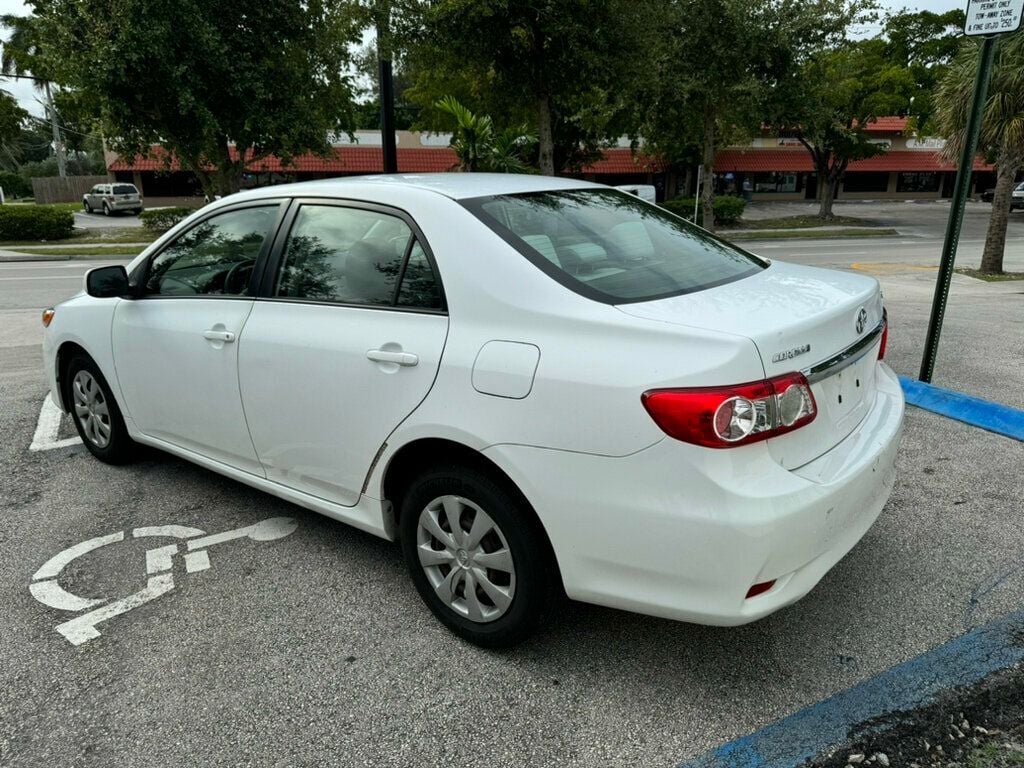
112 184 138 195
462 189 764 303
274 205 442 310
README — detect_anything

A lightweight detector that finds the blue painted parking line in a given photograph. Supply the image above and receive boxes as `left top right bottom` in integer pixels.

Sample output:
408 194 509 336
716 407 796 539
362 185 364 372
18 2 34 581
679 608 1024 768
899 376 1024 442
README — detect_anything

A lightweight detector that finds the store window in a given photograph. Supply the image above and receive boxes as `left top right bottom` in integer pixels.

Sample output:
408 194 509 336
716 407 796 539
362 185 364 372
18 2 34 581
752 173 799 193
842 173 890 193
896 172 941 193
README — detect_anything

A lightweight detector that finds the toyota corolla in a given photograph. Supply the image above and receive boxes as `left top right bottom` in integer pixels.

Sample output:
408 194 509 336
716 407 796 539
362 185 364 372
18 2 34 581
42 174 904 647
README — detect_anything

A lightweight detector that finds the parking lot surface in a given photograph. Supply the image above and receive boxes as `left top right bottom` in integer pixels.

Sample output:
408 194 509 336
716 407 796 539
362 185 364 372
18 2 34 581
1 245 1022 766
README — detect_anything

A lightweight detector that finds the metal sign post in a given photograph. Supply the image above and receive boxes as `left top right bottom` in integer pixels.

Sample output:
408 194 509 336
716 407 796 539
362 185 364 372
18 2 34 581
918 0 1022 382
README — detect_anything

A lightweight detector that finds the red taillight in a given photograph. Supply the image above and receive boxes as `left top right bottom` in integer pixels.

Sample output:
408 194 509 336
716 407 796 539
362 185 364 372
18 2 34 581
641 372 817 449
105 196 115 202
745 580 776 599
878 310 888 360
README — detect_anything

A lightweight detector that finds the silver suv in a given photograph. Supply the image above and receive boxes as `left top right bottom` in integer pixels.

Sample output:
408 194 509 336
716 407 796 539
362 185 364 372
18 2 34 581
83 183 143 215
1013 181 1024 211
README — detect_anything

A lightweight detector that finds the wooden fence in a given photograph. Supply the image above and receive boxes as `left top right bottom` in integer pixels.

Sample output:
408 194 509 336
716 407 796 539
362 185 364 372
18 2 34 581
31 176 109 204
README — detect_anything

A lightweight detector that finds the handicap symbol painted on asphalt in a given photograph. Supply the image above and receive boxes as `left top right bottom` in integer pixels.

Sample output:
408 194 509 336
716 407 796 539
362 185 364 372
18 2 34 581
30 517 298 645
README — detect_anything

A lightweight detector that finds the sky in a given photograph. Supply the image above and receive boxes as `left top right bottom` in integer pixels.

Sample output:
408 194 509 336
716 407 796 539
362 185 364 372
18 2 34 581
0 0 971 118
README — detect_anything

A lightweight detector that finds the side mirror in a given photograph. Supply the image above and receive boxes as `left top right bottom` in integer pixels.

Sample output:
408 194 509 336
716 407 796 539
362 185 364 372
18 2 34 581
85 265 130 299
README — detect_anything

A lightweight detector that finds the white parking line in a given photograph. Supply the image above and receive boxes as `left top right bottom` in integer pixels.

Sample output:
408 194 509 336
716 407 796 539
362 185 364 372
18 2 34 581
29 394 82 452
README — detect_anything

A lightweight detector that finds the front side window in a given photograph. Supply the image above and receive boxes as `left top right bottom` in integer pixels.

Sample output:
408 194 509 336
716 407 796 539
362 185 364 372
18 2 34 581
275 205 442 310
462 189 764 303
144 205 278 297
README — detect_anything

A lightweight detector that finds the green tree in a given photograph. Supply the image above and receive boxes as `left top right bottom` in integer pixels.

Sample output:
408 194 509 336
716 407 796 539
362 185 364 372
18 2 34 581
778 39 917 219
435 96 535 173
637 0 871 231
935 34 1024 275
1 13 66 177
882 8 965 133
403 0 656 176
27 0 362 196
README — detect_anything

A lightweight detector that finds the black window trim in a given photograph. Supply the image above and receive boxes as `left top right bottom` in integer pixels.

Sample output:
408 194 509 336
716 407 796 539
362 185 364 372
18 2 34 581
255 196 448 316
131 199 289 301
459 189 766 306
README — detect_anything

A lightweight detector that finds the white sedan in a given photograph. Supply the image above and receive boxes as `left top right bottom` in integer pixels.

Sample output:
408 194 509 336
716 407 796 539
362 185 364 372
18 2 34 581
42 174 903 647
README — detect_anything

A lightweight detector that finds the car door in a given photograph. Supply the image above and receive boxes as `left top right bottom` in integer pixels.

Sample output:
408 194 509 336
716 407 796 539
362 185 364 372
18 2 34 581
238 199 449 506
111 201 285 474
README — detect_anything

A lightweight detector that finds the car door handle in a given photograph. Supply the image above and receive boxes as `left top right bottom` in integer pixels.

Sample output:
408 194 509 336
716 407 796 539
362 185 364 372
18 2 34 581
366 349 418 366
203 330 236 343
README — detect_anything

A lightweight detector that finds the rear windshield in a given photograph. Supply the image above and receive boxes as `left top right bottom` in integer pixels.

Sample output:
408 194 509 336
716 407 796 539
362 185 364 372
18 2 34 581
112 184 138 195
462 189 764 303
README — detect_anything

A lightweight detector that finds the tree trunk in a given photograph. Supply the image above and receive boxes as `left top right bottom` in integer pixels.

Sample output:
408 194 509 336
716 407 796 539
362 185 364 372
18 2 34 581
681 166 692 198
979 152 1019 274
665 168 678 201
818 161 845 220
214 138 243 196
700 109 715 232
818 176 837 219
537 95 554 176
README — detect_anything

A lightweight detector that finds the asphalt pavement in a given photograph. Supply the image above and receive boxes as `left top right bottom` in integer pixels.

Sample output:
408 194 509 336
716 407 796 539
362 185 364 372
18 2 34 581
1 231 1022 766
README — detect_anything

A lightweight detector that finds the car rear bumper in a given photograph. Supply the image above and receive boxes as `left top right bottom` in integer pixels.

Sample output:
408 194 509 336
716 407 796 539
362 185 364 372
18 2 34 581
484 362 904 625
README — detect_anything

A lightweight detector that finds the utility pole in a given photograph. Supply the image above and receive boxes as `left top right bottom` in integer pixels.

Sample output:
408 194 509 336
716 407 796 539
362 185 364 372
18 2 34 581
376 0 398 174
43 81 66 178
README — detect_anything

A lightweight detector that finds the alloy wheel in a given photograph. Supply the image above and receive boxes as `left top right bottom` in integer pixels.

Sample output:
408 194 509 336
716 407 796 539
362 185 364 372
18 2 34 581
415 495 516 623
72 370 112 448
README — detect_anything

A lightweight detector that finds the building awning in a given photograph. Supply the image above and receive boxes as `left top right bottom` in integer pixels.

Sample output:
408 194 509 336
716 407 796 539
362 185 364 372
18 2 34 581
713 149 993 173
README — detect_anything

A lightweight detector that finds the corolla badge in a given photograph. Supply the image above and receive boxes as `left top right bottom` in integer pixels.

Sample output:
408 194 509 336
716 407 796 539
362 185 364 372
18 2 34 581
855 307 868 334
771 344 811 363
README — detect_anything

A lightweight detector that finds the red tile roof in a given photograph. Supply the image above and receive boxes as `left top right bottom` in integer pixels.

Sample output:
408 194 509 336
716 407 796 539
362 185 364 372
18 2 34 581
108 135 992 177
863 116 909 133
107 146 459 174
714 148 993 173
108 145 661 175
580 150 662 174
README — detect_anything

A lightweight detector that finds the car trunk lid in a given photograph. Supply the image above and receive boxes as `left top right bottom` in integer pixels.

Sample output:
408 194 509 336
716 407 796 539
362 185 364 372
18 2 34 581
617 260 885 468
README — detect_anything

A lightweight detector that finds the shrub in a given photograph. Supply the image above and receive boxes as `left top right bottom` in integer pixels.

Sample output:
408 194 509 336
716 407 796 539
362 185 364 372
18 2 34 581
139 207 195 232
713 195 746 225
660 197 699 222
660 195 746 226
0 205 75 240
0 171 31 199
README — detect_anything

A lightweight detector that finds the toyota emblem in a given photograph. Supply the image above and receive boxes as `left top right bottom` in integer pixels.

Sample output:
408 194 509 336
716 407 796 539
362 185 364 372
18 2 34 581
855 307 868 334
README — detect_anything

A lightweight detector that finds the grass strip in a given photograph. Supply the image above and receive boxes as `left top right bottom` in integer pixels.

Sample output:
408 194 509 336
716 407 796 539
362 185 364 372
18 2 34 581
726 228 898 241
731 214 870 230
955 268 1024 282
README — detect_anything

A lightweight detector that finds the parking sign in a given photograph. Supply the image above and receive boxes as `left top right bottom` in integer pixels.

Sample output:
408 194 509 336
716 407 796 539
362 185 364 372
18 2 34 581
964 0 1023 35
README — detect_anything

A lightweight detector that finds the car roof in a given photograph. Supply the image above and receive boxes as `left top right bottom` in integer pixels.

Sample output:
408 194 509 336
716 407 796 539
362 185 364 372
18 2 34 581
225 173 605 203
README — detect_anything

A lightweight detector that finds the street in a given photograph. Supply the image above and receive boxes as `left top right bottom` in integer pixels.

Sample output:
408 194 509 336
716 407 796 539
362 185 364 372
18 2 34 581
1 233 1023 766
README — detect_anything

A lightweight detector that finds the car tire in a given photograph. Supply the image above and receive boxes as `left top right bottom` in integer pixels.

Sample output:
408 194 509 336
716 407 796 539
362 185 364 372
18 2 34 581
64 354 136 465
82 200 91 213
399 464 553 648
102 202 111 216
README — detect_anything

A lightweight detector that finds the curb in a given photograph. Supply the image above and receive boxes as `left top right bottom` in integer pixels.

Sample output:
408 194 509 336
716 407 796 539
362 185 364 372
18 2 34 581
0 254 71 262
679 608 1024 768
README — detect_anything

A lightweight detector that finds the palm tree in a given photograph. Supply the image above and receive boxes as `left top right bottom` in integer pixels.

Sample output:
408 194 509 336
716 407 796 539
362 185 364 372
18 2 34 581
1 14 66 177
935 34 1024 274
435 96 536 173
